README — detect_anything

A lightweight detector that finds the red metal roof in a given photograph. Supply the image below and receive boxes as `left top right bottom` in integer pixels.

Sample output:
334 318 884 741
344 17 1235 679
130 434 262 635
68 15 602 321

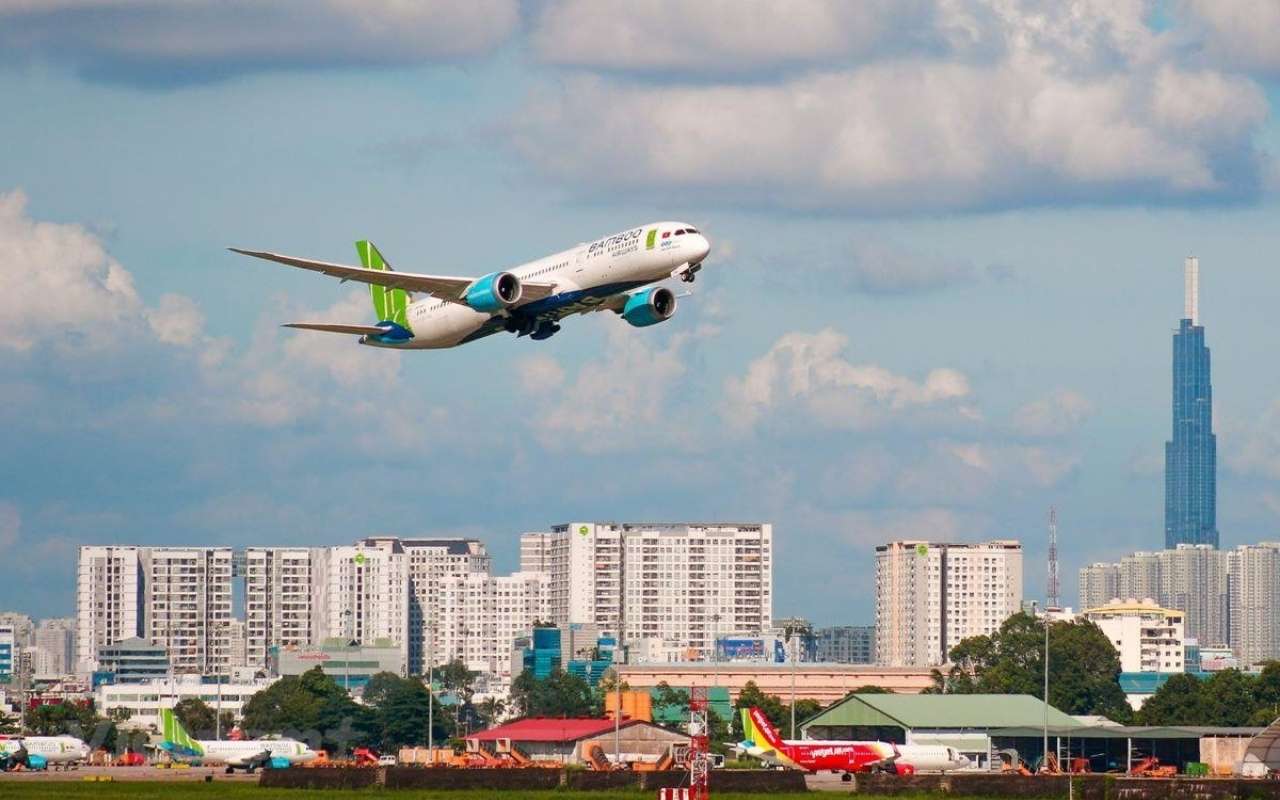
468 717 642 742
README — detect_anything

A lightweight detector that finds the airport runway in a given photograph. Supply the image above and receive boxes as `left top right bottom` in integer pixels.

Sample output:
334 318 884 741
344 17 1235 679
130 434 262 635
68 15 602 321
0 765 260 782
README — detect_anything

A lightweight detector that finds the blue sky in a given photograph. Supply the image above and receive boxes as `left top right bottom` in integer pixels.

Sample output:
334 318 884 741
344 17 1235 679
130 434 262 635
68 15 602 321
2 1 1280 625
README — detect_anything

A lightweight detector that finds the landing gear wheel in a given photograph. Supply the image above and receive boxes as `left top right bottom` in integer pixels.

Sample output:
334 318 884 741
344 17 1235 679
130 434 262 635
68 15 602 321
842 773 853 782
681 272 696 283
225 766 234 775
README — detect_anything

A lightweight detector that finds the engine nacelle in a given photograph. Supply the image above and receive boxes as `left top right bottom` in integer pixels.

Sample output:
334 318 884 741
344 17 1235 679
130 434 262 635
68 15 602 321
465 271 523 312
269 756 292 770
621 287 677 327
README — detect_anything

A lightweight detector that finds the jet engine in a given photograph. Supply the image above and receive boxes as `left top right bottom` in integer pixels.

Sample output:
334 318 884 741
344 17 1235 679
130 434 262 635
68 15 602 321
464 271 523 312
621 287 677 327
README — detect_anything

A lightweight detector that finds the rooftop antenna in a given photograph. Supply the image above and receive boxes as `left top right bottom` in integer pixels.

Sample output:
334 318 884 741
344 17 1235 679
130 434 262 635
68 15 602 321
1047 507 1060 610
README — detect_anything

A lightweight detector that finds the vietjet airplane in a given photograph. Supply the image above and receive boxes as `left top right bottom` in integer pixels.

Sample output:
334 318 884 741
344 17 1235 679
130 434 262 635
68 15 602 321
230 222 711 348
158 709 317 773
0 735 90 770
737 708 971 776
738 707 898 774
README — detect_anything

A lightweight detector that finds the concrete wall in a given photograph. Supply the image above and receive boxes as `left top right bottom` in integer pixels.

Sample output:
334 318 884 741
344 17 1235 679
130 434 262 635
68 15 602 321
853 773 1280 800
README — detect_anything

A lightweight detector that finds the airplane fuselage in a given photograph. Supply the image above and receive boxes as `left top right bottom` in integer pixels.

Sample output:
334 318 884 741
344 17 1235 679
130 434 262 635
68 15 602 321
0 736 90 765
365 221 710 349
168 737 316 769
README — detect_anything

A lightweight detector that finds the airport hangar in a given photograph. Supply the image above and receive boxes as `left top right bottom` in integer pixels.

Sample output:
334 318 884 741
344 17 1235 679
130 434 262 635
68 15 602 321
799 693 1261 774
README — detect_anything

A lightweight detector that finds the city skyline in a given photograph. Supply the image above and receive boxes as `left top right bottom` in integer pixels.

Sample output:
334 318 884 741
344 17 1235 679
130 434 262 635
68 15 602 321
3 3 1280 624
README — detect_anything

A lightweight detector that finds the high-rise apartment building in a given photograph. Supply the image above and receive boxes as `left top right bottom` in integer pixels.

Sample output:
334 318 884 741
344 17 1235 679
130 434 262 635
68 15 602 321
438 571 550 688
520 522 773 659
1077 544 1229 647
1165 256 1218 549
359 537 490 675
1160 544 1229 647
141 548 234 675
33 618 76 676
814 625 875 664
244 547 327 671
1078 562 1121 611
1228 543 1280 667
323 542 409 665
875 540 1023 667
76 546 143 672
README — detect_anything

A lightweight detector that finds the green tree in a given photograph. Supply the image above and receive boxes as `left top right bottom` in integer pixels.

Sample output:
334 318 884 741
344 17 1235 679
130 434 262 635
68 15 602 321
173 698 216 737
475 697 506 729
359 672 449 750
107 707 133 724
933 612 1130 720
1202 669 1256 727
1134 673 1208 724
509 669 596 717
436 659 477 696
240 666 366 751
731 681 787 741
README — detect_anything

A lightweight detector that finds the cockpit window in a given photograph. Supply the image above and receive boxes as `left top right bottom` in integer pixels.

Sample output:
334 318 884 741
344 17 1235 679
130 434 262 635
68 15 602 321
686 228 699 234
675 229 686 235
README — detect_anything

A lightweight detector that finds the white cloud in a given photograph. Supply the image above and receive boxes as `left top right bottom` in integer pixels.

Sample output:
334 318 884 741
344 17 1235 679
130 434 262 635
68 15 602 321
1012 389 1093 436
723 328 974 431
1180 0 1280 76
532 0 934 74
513 2 1269 212
0 0 518 85
145 293 205 346
1226 400 1280 480
0 189 144 352
521 318 718 453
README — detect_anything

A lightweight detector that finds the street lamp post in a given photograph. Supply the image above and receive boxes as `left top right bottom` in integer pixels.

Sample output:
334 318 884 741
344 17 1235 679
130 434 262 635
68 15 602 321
427 622 435 755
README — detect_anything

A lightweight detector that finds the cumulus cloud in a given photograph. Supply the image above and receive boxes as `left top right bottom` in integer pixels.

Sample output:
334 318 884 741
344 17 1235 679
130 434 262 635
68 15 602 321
513 1 1269 212
520 318 718 452
0 188 192 352
723 328 974 431
1012 389 1094 437
1180 0 1280 77
0 0 519 86
532 0 939 74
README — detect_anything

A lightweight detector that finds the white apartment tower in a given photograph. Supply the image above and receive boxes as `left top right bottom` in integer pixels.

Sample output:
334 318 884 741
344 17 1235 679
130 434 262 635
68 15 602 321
1078 562 1121 612
141 548 234 675
324 542 409 664
33 618 76 676
875 540 1023 667
244 547 327 671
1228 542 1280 667
1084 599 1185 673
521 522 773 659
438 571 550 688
76 546 143 672
359 537 490 675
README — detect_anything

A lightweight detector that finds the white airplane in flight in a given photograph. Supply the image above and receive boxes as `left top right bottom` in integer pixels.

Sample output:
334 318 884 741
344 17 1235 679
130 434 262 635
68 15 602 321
230 221 711 348
0 735 90 769
159 709 317 774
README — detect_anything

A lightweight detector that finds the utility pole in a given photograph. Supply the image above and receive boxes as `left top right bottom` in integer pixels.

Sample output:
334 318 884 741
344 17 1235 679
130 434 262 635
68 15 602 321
427 621 434 755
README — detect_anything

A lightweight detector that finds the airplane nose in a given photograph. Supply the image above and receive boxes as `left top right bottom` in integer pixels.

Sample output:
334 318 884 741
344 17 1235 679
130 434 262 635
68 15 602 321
695 235 711 262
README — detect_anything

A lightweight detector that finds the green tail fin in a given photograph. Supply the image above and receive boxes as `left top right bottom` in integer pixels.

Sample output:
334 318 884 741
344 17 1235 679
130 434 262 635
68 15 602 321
357 240 409 328
159 708 203 755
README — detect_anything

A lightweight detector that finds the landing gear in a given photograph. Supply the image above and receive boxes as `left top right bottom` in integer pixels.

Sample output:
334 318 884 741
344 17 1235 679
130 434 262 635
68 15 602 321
842 773 853 782
530 320 561 341
225 765 235 775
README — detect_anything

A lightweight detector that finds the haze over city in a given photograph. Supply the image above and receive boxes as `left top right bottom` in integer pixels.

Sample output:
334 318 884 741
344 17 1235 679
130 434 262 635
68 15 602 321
3 1 1280 626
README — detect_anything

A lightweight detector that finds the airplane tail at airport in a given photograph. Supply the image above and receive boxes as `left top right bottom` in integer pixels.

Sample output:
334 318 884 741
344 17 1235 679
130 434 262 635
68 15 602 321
357 240 409 327
742 707 786 750
159 708 204 756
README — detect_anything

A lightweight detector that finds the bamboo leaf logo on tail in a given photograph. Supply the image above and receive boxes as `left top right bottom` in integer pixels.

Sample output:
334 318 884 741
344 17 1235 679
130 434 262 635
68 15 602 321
357 240 409 328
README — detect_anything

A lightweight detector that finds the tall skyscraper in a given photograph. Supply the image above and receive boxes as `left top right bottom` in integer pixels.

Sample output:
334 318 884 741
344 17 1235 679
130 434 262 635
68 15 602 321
244 547 328 671
140 547 234 675
76 546 143 672
1165 256 1218 549
875 540 1023 667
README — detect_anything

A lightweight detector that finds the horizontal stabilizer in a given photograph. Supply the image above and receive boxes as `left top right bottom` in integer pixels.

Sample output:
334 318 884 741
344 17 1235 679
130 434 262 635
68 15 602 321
282 322 393 335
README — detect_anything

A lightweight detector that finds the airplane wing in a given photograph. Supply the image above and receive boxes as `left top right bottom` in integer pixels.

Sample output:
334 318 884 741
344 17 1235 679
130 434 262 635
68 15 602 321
229 248 556 305
282 322 396 335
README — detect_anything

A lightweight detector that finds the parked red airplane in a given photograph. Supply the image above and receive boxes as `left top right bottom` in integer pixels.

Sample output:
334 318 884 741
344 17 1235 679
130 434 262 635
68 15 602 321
736 707 904 773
